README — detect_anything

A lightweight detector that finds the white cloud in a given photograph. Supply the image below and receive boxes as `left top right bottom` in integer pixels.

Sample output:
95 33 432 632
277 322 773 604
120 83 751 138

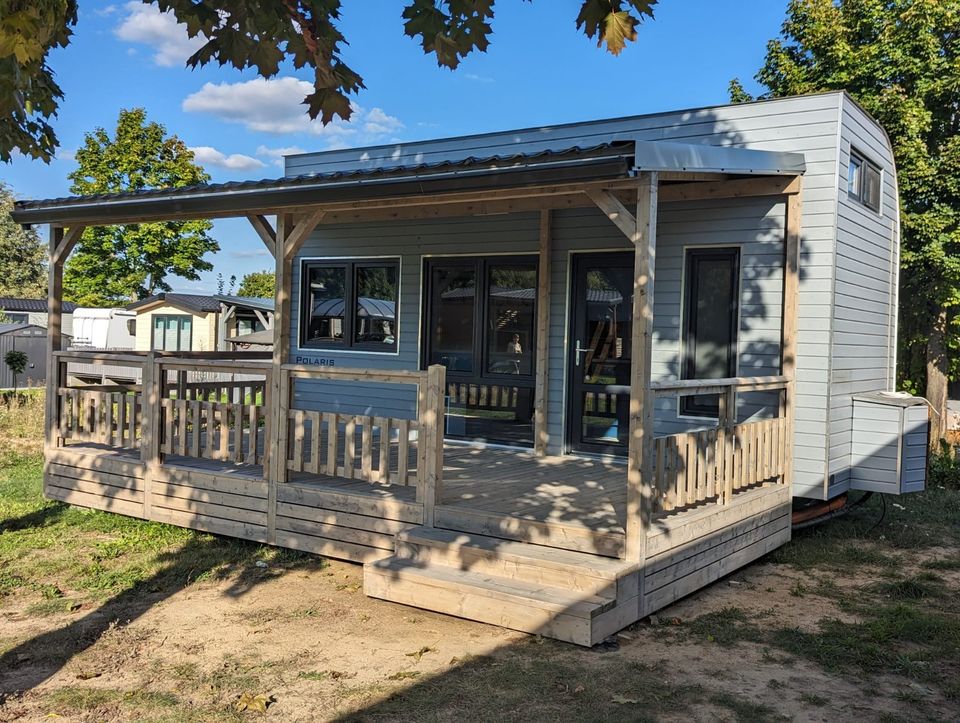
464 73 494 83
255 144 307 168
231 249 272 259
182 77 404 148
189 146 266 171
115 2 204 67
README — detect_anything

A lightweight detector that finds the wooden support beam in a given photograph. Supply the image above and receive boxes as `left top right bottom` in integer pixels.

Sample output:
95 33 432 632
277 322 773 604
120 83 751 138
52 225 86 265
782 183 802 493
659 175 802 204
283 208 326 260
585 188 638 241
626 172 658 579
534 210 552 457
247 214 277 258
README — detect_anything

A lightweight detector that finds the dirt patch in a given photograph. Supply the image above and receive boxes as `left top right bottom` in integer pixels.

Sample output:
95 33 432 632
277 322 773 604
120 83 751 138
1 552 957 722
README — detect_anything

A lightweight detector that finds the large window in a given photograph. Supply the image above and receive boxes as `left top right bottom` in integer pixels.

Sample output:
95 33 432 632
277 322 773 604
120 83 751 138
300 259 399 352
848 149 882 212
152 314 192 351
681 248 740 417
423 256 538 446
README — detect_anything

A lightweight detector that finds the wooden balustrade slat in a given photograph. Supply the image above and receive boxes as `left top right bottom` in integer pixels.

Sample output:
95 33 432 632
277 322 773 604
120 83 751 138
306 410 321 474
344 417 356 480
232 404 244 463
325 412 338 477
396 419 410 486
361 418 373 481
377 417 390 485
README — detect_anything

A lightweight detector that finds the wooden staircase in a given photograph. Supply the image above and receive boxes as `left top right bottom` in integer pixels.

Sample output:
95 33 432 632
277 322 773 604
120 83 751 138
363 527 640 646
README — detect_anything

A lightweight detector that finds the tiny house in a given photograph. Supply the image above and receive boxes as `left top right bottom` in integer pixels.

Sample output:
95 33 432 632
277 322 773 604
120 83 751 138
12 92 925 645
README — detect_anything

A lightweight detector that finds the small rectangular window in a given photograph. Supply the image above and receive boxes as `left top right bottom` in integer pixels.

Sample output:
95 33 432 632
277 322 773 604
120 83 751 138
5 312 28 324
848 150 881 212
300 258 399 352
681 248 740 417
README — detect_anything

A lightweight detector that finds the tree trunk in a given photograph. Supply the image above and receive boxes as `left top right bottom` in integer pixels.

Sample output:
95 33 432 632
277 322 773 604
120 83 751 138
926 308 949 453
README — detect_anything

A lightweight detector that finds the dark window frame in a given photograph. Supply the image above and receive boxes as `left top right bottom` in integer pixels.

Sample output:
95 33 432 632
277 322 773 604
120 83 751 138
4 312 29 324
298 257 401 353
848 149 882 213
151 313 193 352
421 255 539 386
680 247 740 418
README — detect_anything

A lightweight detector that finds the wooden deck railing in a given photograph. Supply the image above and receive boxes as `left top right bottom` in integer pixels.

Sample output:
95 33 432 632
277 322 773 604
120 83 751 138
156 357 271 467
53 351 148 450
282 364 446 524
57 387 142 450
649 376 790 512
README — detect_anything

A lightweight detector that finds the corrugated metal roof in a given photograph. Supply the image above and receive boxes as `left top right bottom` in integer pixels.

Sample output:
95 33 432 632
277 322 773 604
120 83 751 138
13 144 624 215
0 297 78 313
213 294 275 312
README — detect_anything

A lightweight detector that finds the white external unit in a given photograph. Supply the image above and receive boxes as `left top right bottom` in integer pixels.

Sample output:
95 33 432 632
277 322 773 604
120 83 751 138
850 392 928 495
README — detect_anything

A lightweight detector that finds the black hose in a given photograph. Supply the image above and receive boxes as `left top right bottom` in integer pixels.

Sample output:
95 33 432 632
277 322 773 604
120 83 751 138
791 491 875 531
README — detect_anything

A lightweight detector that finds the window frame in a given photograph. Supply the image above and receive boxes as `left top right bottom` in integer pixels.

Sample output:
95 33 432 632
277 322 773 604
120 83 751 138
5 312 28 324
298 257 401 353
679 246 741 418
151 314 193 352
848 149 882 213
421 254 539 385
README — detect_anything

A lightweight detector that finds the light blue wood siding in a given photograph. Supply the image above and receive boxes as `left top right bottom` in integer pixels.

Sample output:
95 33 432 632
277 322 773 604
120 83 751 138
827 97 899 497
287 92 892 499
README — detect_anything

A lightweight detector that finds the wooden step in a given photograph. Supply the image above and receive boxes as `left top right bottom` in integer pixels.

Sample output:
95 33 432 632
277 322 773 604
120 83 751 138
395 528 635 599
364 557 618 646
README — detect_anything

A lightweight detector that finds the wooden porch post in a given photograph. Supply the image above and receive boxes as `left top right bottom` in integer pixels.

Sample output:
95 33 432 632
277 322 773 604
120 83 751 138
534 210 552 456
782 182 802 491
44 226 65 467
44 225 84 466
626 172 658 570
264 209 325 543
267 213 293 543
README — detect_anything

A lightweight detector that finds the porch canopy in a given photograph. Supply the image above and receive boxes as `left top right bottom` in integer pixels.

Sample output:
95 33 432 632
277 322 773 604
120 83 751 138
13 136 805 565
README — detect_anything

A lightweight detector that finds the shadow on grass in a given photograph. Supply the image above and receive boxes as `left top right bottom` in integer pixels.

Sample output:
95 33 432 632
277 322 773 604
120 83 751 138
0 529 319 702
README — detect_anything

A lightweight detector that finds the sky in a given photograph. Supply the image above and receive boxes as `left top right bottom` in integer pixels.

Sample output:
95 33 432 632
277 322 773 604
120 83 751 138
2 1 790 294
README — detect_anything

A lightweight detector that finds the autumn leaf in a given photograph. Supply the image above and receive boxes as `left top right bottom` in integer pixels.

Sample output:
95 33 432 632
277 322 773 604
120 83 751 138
388 670 421 680
601 11 638 55
404 645 437 661
611 695 640 704
234 692 273 714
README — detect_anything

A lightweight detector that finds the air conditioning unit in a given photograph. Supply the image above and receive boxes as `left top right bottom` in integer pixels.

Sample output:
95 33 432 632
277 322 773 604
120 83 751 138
850 392 928 495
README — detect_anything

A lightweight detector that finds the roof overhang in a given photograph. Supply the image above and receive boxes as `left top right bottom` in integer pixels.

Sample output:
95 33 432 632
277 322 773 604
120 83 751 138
11 140 805 228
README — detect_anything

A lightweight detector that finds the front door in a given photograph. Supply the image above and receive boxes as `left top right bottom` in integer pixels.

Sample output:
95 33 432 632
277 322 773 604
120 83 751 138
567 252 634 455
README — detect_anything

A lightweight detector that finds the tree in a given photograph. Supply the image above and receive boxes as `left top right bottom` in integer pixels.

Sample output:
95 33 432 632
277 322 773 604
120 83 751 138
0 181 45 297
217 273 237 295
0 0 76 162
1 0 658 162
237 270 275 298
63 108 219 307
4 349 27 394
734 0 960 447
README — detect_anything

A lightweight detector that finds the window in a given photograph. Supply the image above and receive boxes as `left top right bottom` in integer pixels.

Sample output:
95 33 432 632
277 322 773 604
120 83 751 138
152 314 192 351
848 150 882 212
4 312 28 324
423 256 538 446
681 248 740 417
300 259 399 352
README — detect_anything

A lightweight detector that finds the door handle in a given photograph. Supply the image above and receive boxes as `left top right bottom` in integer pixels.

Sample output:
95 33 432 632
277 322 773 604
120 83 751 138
575 340 593 367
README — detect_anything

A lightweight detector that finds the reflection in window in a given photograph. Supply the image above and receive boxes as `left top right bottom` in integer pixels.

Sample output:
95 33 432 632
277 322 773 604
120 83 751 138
681 248 740 417
429 265 476 373
152 314 192 351
300 259 399 351
423 256 538 447
305 265 346 345
355 264 398 346
486 265 536 376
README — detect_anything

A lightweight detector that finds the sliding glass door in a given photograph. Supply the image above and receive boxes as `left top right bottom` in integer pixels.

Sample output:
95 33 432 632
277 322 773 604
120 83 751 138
423 256 538 447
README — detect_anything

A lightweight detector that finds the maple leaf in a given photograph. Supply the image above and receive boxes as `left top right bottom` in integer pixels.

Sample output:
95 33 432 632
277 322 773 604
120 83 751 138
601 11 638 55
234 692 273 714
